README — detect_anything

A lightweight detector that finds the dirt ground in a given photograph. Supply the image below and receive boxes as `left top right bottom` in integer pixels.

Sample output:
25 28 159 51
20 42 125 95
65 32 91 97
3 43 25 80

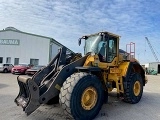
0 73 160 120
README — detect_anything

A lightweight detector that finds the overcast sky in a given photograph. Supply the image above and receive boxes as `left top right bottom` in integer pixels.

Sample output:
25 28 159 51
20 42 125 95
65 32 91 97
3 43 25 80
0 0 160 64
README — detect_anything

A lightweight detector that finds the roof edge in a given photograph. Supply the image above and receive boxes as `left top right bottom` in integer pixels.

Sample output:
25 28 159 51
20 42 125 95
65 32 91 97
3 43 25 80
0 29 53 40
0 28 74 53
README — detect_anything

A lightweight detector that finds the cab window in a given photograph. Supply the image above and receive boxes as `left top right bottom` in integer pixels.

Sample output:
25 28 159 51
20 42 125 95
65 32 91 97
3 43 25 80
98 41 107 62
108 39 117 62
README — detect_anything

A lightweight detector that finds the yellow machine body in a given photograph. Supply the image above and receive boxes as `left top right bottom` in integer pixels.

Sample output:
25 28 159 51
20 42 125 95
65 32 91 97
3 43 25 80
82 32 147 95
15 31 148 120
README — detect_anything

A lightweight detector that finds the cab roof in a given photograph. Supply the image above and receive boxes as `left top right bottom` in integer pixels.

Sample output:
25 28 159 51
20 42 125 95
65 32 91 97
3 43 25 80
83 31 120 38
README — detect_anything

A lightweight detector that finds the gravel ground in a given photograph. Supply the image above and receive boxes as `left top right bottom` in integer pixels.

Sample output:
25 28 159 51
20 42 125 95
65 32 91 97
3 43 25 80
0 73 160 120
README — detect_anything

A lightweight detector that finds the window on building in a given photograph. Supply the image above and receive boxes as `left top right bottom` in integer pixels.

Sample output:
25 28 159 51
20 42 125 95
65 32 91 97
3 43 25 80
30 59 39 66
6 57 11 63
14 58 19 65
0 57 3 63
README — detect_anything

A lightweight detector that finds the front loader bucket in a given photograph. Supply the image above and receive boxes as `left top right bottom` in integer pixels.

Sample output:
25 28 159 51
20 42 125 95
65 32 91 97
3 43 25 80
14 76 40 115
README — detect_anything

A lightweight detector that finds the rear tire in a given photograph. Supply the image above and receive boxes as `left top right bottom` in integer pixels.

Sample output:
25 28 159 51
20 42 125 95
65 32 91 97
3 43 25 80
59 72 104 120
123 73 143 104
3 69 8 73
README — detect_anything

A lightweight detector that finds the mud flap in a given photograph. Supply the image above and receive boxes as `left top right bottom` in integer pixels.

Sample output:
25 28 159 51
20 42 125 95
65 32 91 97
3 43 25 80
14 76 40 115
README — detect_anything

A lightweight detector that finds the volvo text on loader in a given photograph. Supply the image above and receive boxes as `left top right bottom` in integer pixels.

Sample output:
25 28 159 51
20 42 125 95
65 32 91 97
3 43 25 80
15 31 148 120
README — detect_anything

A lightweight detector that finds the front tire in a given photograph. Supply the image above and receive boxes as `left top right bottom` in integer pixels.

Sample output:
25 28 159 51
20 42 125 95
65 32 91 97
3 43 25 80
123 73 143 104
3 69 8 73
59 72 104 120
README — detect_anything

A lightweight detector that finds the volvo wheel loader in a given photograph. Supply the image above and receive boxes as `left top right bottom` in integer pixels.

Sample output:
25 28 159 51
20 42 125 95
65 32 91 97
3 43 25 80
15 31 148 120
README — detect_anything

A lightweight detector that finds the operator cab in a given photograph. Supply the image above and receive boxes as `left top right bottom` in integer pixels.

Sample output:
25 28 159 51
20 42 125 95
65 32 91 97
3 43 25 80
79 32 119 63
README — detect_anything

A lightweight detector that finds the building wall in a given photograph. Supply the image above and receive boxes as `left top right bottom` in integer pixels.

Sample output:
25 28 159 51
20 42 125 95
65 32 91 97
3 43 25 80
145 63 149 68
149 62 160 72
50 43 62 61
0 30 50 65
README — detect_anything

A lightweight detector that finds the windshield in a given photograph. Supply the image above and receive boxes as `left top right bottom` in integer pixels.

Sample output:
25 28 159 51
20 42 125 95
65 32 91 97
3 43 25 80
84 35 102 54
17 64 28 67
32 66 44 69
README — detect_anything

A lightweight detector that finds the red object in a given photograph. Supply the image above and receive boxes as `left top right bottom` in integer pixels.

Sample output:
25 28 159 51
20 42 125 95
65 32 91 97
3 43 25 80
11 64 30 74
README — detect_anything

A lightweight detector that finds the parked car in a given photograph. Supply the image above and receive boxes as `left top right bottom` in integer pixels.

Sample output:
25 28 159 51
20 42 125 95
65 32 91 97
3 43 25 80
26 65 45 75
0 63 14 73
11 64 30 74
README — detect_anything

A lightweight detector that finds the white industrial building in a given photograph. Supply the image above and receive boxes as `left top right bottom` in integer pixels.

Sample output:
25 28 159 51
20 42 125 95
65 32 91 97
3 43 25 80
148 62 160 74
0 27 72 66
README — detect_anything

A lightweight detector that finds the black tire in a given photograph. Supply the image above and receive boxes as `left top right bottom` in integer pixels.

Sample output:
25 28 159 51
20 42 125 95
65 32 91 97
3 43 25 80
59 72 104 120
3 69 8 73
123 73 143 104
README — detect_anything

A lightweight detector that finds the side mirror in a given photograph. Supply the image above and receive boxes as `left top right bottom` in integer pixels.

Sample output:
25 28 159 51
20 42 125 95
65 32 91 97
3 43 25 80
78 38 81 46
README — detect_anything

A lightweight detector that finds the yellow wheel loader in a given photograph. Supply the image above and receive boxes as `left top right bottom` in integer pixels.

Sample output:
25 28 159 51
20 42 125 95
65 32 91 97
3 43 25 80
15 31 148 120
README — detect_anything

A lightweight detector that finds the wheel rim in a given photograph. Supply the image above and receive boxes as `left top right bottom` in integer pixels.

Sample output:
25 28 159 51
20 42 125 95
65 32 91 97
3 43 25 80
133 81 141 96
81 87 97 110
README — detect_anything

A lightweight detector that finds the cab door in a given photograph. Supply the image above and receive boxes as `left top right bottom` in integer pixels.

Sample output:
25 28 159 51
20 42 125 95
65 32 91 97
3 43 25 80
107 38 118 63
97 34 119 68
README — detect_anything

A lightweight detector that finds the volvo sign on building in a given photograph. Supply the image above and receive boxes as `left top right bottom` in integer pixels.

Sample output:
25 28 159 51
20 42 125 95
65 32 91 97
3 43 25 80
0 39 20 45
